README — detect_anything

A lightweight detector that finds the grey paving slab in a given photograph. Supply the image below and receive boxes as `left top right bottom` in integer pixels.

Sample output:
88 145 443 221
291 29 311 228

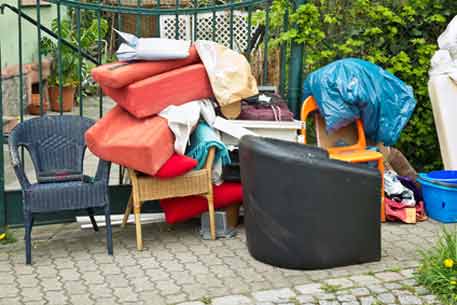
0 209 456 305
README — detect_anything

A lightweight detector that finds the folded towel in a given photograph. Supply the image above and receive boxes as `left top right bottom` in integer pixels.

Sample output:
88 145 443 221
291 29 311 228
186 122 231 171
115 29 191 61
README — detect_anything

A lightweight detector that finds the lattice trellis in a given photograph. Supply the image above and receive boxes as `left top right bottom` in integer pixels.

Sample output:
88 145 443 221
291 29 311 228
159 15 192 40
160 10 256 51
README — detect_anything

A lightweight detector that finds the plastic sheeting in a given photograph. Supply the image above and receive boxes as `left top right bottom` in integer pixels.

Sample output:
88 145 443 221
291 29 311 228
302 58 417 145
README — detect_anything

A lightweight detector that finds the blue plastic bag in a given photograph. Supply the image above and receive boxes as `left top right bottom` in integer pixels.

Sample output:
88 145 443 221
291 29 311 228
302 58 416 145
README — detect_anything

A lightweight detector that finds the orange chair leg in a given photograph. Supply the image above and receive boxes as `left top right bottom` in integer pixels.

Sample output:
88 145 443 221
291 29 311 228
377 159 386 223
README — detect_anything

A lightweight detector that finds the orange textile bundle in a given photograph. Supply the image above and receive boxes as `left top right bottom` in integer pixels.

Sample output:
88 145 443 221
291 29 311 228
101 63 214 119
91 45 201 89
85 106 174 176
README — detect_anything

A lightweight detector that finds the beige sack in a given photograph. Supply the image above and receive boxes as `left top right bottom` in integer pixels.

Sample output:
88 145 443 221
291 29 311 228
195 40 258 118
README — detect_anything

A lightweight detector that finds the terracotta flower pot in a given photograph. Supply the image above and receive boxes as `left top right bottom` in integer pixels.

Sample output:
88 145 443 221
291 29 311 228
27 93 49 115
49 86 75 112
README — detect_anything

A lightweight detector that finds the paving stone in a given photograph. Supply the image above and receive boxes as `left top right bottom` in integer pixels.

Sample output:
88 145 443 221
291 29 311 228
177 302 205 305
348 288 370 297
253 288 296 303
398 295 423 305
296 295 315 303
336 295 356 302
341 302 359 305
68 294 95 305
45 291 69 305
359 296 376 305
212 295 253 305
324 278 354 289
349 275 380 285
374 271 404 282
295 283 323 295
318 301 340 305
377 293 396 303
21 287 43 302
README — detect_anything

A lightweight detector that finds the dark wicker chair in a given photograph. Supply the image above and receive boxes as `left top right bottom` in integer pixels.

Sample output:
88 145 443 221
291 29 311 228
8 115 113 264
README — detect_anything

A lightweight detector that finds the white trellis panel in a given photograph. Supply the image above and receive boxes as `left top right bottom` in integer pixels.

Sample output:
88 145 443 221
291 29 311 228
159 15 192 40
160 10 256 52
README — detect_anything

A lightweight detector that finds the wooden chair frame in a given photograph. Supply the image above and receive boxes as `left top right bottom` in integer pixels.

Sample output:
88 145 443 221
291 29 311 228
122 148 216 250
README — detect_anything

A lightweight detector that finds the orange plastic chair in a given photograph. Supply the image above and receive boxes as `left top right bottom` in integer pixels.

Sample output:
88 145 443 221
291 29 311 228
300 96 386 222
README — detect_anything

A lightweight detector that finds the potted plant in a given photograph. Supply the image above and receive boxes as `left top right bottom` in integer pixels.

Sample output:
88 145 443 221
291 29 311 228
40 13 108 112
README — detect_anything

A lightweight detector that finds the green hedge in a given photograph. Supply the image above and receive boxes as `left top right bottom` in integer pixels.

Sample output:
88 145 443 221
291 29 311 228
263 0 457 171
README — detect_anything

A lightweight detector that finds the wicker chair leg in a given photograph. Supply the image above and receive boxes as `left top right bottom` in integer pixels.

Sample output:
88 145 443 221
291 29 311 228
104 204 113 255
121 195 133 228
87 208 99 232
134 202 143 250
206 195 216 240
24 212 33 265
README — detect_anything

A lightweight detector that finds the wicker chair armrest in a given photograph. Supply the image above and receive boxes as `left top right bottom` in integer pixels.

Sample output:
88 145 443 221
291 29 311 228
95 159 112 183
8 136 31 189
203 147 216 171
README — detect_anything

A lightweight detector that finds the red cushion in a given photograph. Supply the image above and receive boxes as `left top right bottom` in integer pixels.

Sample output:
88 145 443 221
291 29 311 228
101 64 214 118
91 45 201 88
155 154 198 178
85 106 174 176
160 182 243 224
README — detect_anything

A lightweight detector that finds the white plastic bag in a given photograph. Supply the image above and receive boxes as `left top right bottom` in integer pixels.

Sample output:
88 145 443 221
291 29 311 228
115 29 191 61
384 170 415 207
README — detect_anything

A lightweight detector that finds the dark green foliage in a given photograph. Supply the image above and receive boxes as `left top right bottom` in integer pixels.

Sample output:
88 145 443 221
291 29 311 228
258 0 457 170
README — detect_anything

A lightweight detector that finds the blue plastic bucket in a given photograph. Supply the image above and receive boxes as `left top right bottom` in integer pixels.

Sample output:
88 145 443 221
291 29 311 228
427 170 457 183
417 173 457 223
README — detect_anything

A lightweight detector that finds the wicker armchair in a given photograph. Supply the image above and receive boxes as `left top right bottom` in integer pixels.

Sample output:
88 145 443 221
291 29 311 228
8 116 113 264
122 148 216 250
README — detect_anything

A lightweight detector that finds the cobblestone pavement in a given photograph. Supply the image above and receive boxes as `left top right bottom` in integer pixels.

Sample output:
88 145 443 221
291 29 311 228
0 219 455 305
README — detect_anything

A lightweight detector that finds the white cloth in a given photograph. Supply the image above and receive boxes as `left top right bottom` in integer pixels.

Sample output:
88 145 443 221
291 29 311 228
158 99 216 155
159 99 223 184
115 29 191 61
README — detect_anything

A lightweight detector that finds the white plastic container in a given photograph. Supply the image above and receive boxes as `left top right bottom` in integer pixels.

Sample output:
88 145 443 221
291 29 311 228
428 75 457 169
220 120 302 145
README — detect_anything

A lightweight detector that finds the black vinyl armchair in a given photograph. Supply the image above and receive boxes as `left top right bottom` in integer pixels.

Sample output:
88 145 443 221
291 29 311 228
239 136 381 270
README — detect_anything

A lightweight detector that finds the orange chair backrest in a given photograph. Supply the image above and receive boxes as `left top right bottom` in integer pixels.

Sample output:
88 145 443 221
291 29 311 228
300 96 367 152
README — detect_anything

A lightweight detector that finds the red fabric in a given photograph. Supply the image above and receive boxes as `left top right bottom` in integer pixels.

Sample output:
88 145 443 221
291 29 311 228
101 64 214 119
160 182 243 224
385 198 428 224
91 45 201 88
85 106 174 176
155 154 198 178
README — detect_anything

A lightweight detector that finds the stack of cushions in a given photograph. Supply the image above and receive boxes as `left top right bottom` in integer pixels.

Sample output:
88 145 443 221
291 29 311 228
86 44 214 176
86 44 243 224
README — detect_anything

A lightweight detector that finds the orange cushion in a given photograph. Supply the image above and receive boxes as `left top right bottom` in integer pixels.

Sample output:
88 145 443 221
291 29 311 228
160 182 243 224
85 106 174 176
91 45 201 88
101 64 214 119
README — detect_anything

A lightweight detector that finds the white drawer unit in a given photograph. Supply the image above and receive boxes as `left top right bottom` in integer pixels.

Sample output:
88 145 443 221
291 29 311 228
219 120 302 145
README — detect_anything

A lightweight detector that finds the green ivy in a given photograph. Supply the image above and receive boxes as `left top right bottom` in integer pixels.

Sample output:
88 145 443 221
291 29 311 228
258 0 457 171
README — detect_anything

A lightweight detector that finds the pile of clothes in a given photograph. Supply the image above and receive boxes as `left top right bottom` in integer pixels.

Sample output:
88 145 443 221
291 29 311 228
86 32 260 224
384 170 427 224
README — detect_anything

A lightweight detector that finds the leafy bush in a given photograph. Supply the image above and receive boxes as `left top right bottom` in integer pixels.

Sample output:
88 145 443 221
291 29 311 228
416 227 457 305
258 0 457 170
40 10 108 87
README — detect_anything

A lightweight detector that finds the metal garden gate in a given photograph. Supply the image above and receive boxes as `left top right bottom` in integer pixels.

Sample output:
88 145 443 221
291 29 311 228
0 0 305 230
